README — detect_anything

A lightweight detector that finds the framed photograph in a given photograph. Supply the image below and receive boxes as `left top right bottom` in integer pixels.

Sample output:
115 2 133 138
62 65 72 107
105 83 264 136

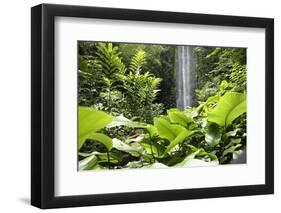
31 3 274 209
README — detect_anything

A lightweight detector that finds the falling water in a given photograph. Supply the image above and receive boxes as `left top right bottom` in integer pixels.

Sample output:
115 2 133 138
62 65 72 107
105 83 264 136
176 46 195 110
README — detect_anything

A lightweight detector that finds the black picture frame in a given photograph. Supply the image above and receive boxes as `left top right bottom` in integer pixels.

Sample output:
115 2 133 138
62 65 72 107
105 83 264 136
31 3 274 209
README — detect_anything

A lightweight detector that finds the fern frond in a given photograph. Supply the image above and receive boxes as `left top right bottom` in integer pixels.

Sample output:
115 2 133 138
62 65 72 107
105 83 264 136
96 43 126 77
129 50 146 73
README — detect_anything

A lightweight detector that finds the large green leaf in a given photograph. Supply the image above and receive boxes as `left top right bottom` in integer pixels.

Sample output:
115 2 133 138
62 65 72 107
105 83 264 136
145 125 158 137
154 117 186 141
154 117 192 155
167 109 193 127
78 107 114 150
86 133 113 151
164 130 192 154
208 92 246 126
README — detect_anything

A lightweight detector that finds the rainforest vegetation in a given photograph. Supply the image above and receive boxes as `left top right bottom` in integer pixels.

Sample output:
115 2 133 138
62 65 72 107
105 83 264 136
78 41 247 171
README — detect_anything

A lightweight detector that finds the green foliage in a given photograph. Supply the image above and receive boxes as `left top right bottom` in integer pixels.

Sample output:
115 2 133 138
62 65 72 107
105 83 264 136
86 133 113 151
154 118 183 141
195 47 246 102
120 71 163 122
78 56 102 106
78 42 247 170
129 50 146 73
78 42 164 121
157 46 176 109
167 109 193 128
208 92 246 127
79 90 246 169
118 44 176 110
229 64 247 92
78 107 113 150
96 43 126 77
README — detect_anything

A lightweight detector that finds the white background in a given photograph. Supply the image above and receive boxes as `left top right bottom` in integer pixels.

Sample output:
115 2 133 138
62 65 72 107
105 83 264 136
0 0 279 212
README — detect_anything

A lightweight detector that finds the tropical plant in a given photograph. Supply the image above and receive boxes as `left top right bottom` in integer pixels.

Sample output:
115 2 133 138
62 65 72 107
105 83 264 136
78 56 102 106
195 47 246 102
95 43 127 78
78 107 113 150
78 42 247 170
78 91 246 170
208 92 246 127
129 50 146 74
119 71 163 122
79 43 164 120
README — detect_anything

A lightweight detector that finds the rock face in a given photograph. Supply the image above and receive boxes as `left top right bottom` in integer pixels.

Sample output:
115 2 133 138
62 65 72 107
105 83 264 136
176 46 195 110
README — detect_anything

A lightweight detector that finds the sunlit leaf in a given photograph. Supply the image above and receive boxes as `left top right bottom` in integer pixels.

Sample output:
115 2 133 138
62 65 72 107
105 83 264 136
86 133 113 151
208 92 246 126
154 117 186 141
145 125 158 137
164 130 192 154
167 109 193 127
78 107 113 150
154 117 192 155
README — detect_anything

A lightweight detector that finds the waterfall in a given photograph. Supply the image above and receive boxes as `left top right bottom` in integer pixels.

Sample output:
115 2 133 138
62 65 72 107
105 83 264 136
176 46 195 110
